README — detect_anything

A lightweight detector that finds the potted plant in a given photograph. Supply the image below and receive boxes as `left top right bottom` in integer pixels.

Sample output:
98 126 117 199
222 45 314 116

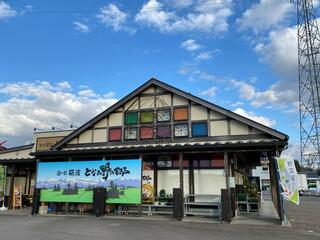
159 189 167 206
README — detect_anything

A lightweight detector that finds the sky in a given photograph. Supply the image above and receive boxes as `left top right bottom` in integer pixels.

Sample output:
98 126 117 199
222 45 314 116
0 0 317 161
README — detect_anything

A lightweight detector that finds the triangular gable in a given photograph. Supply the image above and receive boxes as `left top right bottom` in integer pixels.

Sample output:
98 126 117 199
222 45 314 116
53 78 288 150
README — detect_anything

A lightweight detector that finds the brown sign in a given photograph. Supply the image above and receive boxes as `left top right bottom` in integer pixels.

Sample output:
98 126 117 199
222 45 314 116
36 137 64 151
13 185 22 209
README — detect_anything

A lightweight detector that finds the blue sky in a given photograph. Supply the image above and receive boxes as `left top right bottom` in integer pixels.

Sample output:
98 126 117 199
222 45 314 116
0 0 315 160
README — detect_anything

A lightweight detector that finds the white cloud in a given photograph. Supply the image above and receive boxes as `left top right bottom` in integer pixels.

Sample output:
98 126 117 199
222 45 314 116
0 81 117 145
281 143 301 162
233 108 275 127
97 3 128 32
201 86 217 97
230 79 297 108
229 24 300 109
181 39 201 52
73 21 90 33
237 0 293 33
135 0 233 34
0 1 17 19
255 26 298 84
195 51 213 62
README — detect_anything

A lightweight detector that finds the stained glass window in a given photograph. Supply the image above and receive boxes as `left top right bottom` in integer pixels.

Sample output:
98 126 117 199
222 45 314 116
174 107 188 121
125 112 138 125
211 153 224 168
109 128 122 141
156 125 171 138
157 109 171 122
140 127 154 139
140 111 154 123
125 127 137 140
192 122 208 137
174 124 188 137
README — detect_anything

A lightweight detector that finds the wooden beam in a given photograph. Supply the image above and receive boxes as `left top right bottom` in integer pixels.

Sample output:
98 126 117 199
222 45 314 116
8 165 16 209
179 152 184 193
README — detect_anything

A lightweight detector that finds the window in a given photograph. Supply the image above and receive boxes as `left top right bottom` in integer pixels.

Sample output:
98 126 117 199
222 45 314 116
156 125 171 138
124 112 138 125
157 160 172 168
140 111 154 123
174 107 188 121
125 127 138 140
140 127 154 139
109 128 122 141
174 124 188 137
192 122 208 137
157 109 171 122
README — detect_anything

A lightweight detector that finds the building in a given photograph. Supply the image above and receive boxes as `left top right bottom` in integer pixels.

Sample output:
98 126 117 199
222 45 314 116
0 78 288 221
252 166 271 191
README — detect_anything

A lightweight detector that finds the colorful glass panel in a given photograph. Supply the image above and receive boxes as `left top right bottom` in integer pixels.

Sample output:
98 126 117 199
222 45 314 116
174 107 188 121
192 122 208 137
125 112 138 125
140 127 154 139
109 128 122 141
211 153 224 168
125 127 137 140
174 124 188 137
157 109 171 122
156 125 171 138
141 111 154 123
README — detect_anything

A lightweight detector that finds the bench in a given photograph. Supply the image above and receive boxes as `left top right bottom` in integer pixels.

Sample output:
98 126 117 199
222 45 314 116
184 194 221 217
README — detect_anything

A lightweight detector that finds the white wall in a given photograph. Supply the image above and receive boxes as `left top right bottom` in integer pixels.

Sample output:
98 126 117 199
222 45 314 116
194 169 226 195
157 170 189 195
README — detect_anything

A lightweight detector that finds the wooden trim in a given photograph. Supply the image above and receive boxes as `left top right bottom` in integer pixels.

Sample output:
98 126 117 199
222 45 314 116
188 159 194 195
179 152 184 193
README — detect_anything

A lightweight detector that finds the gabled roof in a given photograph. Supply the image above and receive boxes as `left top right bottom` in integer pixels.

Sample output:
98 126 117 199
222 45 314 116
53 78 288 150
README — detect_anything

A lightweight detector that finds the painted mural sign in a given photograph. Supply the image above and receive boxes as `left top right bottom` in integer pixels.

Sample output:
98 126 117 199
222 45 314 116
36 159 142 204
142 170 154 201
277 158 299 205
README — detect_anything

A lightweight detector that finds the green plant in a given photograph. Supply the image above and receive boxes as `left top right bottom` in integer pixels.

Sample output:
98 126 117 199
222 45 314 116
159 189 167 202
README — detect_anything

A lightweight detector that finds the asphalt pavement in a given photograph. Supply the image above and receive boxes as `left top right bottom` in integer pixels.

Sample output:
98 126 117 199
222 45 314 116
0 214 318 240
286 195 320 233
0 196 318 240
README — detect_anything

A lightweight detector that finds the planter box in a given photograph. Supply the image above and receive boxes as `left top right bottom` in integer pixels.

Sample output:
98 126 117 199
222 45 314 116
39 206 48 215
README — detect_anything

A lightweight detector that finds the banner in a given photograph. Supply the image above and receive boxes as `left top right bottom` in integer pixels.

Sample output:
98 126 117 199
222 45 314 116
277 158 299 205
0 165 5 201
13 185 22 209
142 170 154 200
37 159 141 204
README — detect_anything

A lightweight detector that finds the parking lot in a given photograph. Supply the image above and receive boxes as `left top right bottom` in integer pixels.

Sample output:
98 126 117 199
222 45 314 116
286 196 320 233
0 196 318 240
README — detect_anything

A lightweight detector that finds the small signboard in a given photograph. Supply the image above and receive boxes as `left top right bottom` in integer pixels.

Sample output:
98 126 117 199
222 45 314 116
36 137 64 151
